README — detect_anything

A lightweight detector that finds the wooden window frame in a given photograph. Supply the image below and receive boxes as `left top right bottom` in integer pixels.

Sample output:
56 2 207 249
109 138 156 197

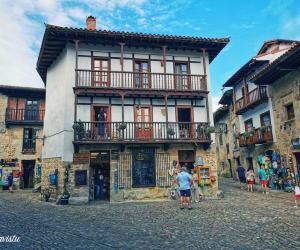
173 61 191 89
244 118 253 132
260 111 271 127
22 128 36 154
133 59 151 89
285 103 295 121
92 57 111 87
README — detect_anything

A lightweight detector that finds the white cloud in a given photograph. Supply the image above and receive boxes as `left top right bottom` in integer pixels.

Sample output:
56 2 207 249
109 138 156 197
0 0 194 88
212 95 222 112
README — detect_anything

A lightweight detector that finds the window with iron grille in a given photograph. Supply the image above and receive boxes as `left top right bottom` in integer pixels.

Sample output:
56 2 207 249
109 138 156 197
156 153 171 187
132 148 156 187
118 153 132 189
22 128 36 153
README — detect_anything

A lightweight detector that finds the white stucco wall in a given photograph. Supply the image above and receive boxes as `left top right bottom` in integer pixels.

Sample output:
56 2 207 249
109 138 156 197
238 100 276 141
43 43 75 162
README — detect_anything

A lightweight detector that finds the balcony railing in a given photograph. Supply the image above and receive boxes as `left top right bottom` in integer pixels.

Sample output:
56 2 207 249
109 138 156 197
239 125 273 147
22 139 36 154
235 86 268 114
75 70 207 91
6 109 44 124
73 121 211 143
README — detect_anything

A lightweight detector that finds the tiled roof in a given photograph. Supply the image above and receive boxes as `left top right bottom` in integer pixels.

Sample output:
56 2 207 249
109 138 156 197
251 42 300 85
222 59 269 87
37 24 230 84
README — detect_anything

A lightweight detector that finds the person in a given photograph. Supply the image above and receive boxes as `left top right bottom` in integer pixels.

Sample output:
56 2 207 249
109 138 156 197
191 169 200 203
176 166 193 210
236 165 246 189
258 164 268 194
246 167 255 192
7 173 13 193
94 170 104 200
97 108 106 138
294 182 300 208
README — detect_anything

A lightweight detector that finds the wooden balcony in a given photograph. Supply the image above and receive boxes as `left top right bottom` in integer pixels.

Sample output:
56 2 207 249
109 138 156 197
74 70 207 96
235 86 268 115
73 121 211 144
5 108 44 125
239 125 273 147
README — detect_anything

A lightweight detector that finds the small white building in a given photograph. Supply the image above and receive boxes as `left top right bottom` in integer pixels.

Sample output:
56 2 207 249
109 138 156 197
37 16 229 202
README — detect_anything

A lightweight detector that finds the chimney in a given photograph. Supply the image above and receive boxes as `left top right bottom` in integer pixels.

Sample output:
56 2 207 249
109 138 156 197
86 16 96 30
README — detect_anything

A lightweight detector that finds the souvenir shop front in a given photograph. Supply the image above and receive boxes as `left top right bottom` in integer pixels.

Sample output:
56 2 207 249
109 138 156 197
256 150 298 192
0 159 20 190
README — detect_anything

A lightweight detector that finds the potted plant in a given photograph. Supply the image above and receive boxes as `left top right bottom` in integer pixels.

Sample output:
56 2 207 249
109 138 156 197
60 164 71 205
167 127 175 136
72 120 85 140
117 123 127 131
207 126 215 134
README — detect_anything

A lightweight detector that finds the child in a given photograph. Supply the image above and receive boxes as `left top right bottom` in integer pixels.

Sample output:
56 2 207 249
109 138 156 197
246 168 255 192
258 164 268 194
294 182 300 208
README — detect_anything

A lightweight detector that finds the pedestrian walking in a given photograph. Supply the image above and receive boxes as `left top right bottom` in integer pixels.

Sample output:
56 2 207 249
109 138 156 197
7 173 13 193
246 167 255 192
94 170 104 200
191 169 200 203
258 164 268 194
176 166 193 210
236 165 246 189
293 182 300 208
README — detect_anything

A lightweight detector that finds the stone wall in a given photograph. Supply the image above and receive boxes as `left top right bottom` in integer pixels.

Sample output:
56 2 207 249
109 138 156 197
110 144 218 202
215 104 241 179
270 69 300 154
0 93 43 189
41 158 67 193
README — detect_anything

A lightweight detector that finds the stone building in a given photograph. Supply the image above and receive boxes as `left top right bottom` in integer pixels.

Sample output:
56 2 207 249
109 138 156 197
252 43 300 181
36 16 229 202
0 85 45 190
214 90 241 178
222 40 297 173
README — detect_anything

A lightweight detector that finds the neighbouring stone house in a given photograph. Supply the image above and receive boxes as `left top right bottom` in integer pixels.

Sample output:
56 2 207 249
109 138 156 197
252 43 300 182
222 40 298 174
36 16 229 202
0 85 45 190
214 89 241 178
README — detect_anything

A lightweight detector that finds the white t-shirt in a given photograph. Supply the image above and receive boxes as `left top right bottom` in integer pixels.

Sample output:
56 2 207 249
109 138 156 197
295 186 300 196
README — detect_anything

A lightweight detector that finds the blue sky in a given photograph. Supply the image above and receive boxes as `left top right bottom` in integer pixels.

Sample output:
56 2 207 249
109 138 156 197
0 0 299 110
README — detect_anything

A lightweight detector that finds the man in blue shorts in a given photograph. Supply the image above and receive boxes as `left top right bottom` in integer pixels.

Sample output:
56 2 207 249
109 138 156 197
176 166 193 210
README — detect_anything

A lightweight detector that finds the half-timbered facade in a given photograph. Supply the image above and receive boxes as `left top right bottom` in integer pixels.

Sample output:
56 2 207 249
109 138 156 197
0 85 45 190
37 17 229 202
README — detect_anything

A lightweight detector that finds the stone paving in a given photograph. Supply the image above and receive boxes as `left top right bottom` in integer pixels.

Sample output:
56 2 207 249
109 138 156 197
0 178 299 250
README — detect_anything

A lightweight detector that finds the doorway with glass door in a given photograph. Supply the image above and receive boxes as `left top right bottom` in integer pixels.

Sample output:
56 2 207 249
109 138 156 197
92 58 109 87
177 107 193 139
92 105 110 140
25 99 39 121
134 60 150 89
135 106 152 140
175 62 189 90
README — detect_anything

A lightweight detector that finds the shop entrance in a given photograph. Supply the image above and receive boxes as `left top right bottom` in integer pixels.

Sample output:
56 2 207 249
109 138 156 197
246 157 254 170
294 153 300 182
22 160 35 189
89 151 110 201
178 150 195 172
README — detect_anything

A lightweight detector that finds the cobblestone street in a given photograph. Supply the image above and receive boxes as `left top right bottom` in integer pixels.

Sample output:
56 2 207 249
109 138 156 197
0 178 299 249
